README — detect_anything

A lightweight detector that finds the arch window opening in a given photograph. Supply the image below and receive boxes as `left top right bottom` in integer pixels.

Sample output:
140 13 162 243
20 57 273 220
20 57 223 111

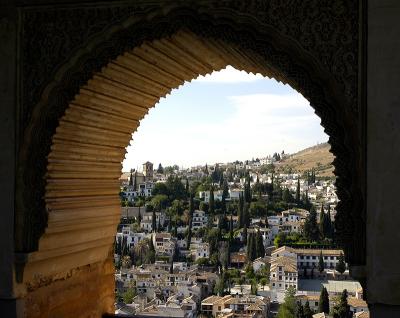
114 66 364 316
15 26 364 318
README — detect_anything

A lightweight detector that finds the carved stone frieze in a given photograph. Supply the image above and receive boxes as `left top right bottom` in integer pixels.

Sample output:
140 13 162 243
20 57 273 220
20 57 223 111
17 0 364 271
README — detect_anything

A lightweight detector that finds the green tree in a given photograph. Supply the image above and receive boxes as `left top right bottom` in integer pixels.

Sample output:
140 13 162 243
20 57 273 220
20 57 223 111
243 203 250 228
304 205 319 241
209 186 215 215
214 271 226 295
152 210 156 232
260 277 268 291
166 175 186 201
247 233 254 261
222 178 229 198
199 201 209 213
238 193 244 228
319 205 326 239
318 287 330 314
157 163 164 174
122 288 136 304
185 178 190 197
336 252 346 274
251 279 258 295
244 176 252 203
249 200 267 218
332 289 351 318
274 232 286 248
186 193 194 249
243 225 248 245
151 194 168 211
296 302 305 318
325 205 333 239
303 301 313 318
283 188 294 203
145 239 156 263
318 251 325 273
255 230 265 258
152 182 169 196
277 286 297 318
296 178 301 203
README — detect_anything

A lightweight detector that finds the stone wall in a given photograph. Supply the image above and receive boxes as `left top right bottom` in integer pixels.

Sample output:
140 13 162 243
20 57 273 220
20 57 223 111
21 259 114 318
367 0 400 312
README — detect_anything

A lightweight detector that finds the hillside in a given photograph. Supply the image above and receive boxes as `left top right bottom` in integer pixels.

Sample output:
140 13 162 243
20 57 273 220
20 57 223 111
276 143 334 177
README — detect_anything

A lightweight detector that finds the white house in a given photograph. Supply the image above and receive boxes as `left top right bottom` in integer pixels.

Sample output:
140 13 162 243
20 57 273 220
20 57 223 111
269 254 298 302
192 210 208 230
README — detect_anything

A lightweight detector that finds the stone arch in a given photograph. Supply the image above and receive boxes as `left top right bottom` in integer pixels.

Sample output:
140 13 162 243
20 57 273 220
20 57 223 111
16 3 364 316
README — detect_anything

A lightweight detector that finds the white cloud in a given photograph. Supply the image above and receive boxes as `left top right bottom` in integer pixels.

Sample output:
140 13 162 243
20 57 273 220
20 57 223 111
122 91 327 170
195 65 264 83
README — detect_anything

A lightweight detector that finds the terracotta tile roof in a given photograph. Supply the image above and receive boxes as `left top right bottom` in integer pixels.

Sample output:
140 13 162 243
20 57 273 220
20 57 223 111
202 295 222 304
230 252 247 263
348 297 368 308
293 248 343 256
296 295 319 301
247 303 262 311
355 312 370 318
270 256 297 273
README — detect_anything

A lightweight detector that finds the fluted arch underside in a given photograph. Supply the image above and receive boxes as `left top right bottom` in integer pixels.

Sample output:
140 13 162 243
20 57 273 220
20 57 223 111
24 30 295 284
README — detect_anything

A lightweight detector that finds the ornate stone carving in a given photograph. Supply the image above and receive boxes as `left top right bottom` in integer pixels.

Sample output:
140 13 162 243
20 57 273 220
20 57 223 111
17 0 364 271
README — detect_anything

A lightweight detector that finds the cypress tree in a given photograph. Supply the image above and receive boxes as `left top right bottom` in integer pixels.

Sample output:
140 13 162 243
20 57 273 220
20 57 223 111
137 206 142 224
149 239 156 263
318 287 330 314
187 193 194 249
296 301 305 318
332 289 351 318
133 171 137 191
122 236 128 256
318 251 325 273
243 225 248 245
185 178 189 197
304 301 313 318
243 203 250 228
244 176 252 203
336 252 346 274
186 219 192 250
152 210 156 233
115 237 122 256
129 170 133 186
319 205 326 239
221 194 227 214
157 216 162 232
229 212 234 243
304 205 319 241
255 230 265 258
209 186 215 215
325 205 333 239
223 179 229 198
271 173 275 196
238 194 244 228
252 234 257 261
296 178 301 203
247 233 253 261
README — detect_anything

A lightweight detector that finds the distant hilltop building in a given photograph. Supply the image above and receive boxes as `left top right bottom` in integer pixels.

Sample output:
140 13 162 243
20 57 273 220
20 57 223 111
120 162 154 201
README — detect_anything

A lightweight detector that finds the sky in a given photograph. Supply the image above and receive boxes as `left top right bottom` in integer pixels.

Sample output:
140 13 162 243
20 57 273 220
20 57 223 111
122 66 328 171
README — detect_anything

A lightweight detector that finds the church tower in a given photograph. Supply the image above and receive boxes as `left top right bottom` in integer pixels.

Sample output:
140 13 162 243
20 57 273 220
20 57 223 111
142 161 153 181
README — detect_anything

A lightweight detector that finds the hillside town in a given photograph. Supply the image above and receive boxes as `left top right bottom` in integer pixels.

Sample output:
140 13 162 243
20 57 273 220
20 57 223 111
114 151 368 318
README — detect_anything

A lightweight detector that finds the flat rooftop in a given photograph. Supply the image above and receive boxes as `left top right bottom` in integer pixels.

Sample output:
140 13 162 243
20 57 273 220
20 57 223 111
298 279 362 294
